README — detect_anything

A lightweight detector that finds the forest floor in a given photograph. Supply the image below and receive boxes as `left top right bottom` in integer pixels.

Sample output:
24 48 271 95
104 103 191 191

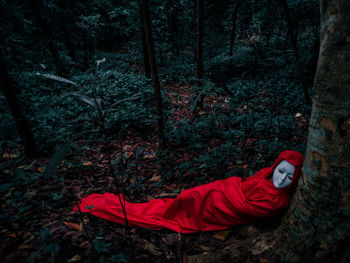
0 84 309 263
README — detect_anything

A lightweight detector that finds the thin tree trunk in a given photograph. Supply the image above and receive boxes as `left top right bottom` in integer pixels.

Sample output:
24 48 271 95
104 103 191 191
276 17 284 49
57 0 76 62
84 33 90 69
196 0 204 85
140 7 151 79
193 0 205 113
0 57 38 157
280 0 310 104
62 26 76 62
228 0 241 72
168 0 179 55
142 0 164 145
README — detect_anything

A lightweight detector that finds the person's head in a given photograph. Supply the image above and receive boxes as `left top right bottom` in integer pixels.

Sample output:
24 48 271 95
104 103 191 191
272 160 295 189
267 150 305 191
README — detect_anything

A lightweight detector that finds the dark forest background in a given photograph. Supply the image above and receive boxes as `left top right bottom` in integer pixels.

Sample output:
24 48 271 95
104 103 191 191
0 0 321 262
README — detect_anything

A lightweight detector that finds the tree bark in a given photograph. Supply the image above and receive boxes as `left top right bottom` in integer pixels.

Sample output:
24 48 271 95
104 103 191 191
140 7 151 79
280 0 350 261
142 0 164 145
0 56 38 157
280 0 311 105
193 0 205 113
228 0 242 72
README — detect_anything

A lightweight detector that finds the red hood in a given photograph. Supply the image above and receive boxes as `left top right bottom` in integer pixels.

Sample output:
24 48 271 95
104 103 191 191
264 150 305 191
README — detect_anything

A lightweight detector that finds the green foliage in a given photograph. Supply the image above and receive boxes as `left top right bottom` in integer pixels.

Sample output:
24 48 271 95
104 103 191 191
109 253 129 262
51 192 63 201
92 239 112 253
28 227 59 262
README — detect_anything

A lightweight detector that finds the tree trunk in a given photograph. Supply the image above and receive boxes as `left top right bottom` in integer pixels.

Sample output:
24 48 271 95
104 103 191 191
57 0 76 62
280 0 350 261
228 0 241 72
84 33 90 69
142 0 164 145
0 56 38 157
280 0 311 104
167 0 179 55
196 0 204 85
140 7 151 79
193 0 205 113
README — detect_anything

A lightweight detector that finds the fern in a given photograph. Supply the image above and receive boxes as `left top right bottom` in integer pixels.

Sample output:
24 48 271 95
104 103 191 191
36 73 79 86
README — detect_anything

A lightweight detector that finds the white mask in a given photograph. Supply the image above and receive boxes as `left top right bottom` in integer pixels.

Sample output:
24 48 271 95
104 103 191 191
272 160 295 189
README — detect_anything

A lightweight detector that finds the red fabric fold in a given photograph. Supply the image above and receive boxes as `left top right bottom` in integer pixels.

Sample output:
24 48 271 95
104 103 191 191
74 150 304 233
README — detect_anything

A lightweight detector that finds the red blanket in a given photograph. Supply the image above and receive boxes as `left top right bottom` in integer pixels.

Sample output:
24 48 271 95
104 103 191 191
74 150 304 233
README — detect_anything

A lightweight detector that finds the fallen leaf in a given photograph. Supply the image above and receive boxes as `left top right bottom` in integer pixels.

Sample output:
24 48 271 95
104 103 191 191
259 257 272 263
17 244 32 250
122 145 133 151
2 153 19 159
213 230 231 241
68 255 81 263
17 161 36 170
79 240 89 248
64 221 82 231
28 191 36 197
199 245 211 251
149 175 162 182
6 233 16 238
143 152 156 159
162 234 178 246
157 193 177 198
144 242 163 257
82 162 92 166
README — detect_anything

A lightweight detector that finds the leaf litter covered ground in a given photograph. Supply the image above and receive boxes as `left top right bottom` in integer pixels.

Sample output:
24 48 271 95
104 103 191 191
0 84 310 263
